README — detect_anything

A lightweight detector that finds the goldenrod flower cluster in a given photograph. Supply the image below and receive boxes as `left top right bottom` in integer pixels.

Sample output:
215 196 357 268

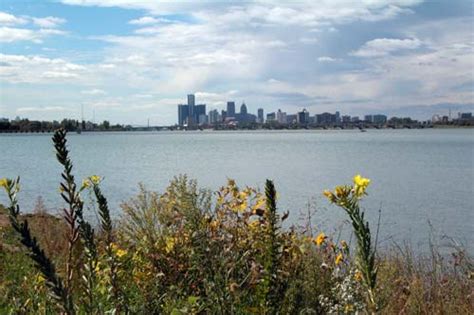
323 174 371 204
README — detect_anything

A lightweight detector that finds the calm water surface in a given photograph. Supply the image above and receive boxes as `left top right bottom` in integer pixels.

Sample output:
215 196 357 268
1 129 473 252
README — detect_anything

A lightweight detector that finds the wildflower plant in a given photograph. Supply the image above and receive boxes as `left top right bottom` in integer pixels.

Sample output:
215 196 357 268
323 174 378 312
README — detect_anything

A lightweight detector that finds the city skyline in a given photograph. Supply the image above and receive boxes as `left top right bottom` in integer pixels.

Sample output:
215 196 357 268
0 1 473 125
175 93 472 128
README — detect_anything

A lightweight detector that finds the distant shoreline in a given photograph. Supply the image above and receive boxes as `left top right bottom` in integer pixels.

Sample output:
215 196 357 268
1 124 473 134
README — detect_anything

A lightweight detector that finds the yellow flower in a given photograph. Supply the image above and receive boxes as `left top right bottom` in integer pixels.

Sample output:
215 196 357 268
248 220 260 231
89 175 101 185
238 201 247 212
335 186 348 198
239 189 251 199
36 273 46 285
335 253 343 265
209 220 219 230
353 174 370 197
323 190 337 203
81 179 91 189
116 248 127 258
314 232 326 246
253 198 266 210
0 178 8 189
164 236 176 253
217 195 225 205
354 270 363 282
344 304 354 313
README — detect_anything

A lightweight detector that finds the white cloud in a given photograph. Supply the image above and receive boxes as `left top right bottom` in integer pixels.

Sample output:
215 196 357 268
42 71 79 78
267 78 281 83
0 27 39 43
299 37 318 44
351 37 422 57
0 53 86 83
0 12 67 42
17 106 69 113
81 88 107 95
133 94 153 98
87 100 121 108
62 0 421 26
33 16 66 28
4 1 472 125
318 56 339 62
99 63 116 69
129 16 160 25
0 11 27 25
0 26 66 43
39 28 68 36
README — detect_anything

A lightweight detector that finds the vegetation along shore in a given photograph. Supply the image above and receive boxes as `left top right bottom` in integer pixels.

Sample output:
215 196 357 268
0 129 472 314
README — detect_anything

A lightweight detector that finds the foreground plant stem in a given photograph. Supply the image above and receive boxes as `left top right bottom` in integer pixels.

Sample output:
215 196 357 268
92 182 127 313
53 129 82 295
341 200 377 312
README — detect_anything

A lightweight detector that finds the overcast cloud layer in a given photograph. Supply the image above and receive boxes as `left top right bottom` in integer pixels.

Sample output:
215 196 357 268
0 0 473 125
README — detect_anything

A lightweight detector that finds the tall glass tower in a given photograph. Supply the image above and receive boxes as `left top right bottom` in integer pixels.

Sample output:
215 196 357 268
227 101 235 117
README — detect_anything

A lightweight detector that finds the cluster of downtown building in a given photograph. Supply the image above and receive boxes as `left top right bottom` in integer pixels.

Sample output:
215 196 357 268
178 94 390 128
177 94 474 129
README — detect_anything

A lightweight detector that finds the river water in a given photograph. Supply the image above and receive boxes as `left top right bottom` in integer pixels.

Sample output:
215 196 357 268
1 129 473 252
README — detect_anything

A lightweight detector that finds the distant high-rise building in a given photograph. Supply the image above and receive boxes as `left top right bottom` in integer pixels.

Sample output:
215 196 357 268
209 109 220 124
198 114 208 125
297 109 309 124
335 111 341 123
187 94 195 107
286 114 297 124
373 114 387 124
342 115 351 123
316 112 337 125
240 102 248 115
187 94 195 124
276 109 287 124
257 108 264 123
351 116 360 123
364 115 373 123
227 102 236 117
195 104 206 120
266 112 276 123
178 104 189 126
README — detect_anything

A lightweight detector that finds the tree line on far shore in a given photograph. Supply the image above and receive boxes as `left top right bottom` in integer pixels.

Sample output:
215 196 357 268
0 118 130 133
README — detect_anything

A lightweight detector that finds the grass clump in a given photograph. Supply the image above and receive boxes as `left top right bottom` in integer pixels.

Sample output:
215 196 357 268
0 129 473 314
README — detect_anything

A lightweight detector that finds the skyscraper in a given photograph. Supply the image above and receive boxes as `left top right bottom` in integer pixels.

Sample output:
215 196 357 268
195 104 206 120
187 94 195 124
178 104 189 126
257 108 264 123
297 109 309 124
209 109 219 124
227 101 235 117
240 102 247 115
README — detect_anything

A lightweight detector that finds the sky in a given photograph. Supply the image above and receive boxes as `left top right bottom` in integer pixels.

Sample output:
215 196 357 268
0 0 473 125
